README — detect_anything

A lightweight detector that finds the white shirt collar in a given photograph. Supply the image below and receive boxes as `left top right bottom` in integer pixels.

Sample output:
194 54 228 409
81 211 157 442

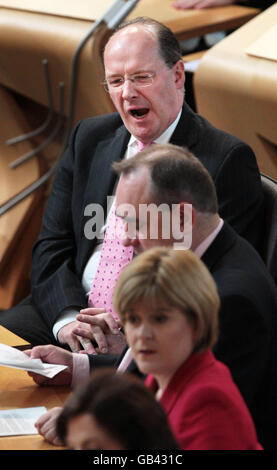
128 108 182 149
194 218 224 259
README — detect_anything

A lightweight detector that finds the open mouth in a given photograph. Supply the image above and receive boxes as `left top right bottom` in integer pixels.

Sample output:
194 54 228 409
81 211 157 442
139 349 155 356
130 108 149 118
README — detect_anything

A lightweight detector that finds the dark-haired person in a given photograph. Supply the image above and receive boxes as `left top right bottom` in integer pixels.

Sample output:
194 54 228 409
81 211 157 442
113 247 262 450
0 16 264 354
56 368 179 450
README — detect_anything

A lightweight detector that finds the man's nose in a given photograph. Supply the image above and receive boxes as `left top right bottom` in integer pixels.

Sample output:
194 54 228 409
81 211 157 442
122 78 138 99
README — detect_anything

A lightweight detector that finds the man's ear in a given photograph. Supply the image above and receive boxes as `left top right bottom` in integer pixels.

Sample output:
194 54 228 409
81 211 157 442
179 202 195 231
172 202 194 250
173 59 185 89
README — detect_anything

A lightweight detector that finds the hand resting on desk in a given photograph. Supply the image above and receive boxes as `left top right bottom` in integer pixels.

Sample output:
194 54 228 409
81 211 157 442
25 345 73 386
35 407 63 446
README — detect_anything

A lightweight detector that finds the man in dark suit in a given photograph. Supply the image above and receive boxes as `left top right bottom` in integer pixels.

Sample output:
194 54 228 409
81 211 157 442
0 17 263 352
85 143 277 449
28 143 276 449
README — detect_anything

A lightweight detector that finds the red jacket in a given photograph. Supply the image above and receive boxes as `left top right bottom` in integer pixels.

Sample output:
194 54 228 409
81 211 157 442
145 350 263 450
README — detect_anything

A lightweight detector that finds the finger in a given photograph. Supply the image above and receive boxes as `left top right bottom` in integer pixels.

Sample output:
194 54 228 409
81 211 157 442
67 336 81 353
29 345 53 360
77 313 120 334
52 436 63 446
76 313 106 330
74 326 108 354
24 349 32 356
40 423 57 443
79 307 106 316
76 335 97 355
104 315 122 334
72 325 96 340
35 412 50 431
90 326 109 354
28 371 48 386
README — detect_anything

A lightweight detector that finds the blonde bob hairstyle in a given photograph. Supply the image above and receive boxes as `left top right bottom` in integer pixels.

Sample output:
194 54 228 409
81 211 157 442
113 247 219 354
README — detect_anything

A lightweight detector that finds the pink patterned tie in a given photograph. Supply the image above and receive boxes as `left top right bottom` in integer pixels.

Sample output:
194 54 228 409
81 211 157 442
136 140 151 152
88 140 150 319
88 205 133 320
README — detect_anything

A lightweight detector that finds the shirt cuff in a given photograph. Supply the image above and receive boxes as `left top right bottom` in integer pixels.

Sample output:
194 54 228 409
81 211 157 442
117 347 133 372
52 308 80 340
71 353 90 388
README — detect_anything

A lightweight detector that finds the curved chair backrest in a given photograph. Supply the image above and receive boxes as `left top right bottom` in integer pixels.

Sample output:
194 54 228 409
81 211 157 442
260 174 277 283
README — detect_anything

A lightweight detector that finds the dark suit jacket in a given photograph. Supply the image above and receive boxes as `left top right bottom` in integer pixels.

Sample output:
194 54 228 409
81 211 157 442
146 350 262 450
89 223 277 449
202 222 277 449
31 103 263 328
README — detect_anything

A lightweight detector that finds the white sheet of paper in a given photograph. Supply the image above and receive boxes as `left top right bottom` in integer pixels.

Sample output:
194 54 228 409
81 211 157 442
0 343 68 378
0 407 47 436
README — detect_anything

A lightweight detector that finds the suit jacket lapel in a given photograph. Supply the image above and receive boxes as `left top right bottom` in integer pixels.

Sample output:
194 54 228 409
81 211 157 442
170 102 199 150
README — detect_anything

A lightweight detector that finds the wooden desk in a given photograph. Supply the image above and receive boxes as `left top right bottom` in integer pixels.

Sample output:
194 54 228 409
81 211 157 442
0 366 70 450
194 3 277 179
129 1 260 41
0 327 70 450
0 326 29 347
0 1 260 41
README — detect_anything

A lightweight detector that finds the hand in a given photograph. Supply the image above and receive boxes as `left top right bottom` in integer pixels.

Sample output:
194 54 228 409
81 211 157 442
57 320 96 354
35 407 63 446
73 308 126 355
172 0 234 9
24 345 73 386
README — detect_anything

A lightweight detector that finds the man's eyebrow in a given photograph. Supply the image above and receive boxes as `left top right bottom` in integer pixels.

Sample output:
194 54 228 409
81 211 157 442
106 69 154 78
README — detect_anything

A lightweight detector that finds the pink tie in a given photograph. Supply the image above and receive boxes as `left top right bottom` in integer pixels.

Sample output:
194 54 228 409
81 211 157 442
88 205 133 320
136 140 151 152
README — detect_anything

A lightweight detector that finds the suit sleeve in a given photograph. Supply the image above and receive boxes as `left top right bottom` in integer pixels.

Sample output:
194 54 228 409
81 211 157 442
213 292 270 408
214 143 264 249
31 122 88 329
87 353 121 370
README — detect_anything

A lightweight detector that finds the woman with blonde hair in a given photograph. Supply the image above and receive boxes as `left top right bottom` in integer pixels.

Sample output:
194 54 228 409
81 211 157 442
114 247 262 450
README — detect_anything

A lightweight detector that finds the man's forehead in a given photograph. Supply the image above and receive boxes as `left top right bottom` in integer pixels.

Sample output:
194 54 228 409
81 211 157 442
116 168 151 204
105 24 158 57
111 23 157 42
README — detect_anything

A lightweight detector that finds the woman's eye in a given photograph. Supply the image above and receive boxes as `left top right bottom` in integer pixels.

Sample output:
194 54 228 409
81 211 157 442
126 315 139 325
155 315 168 324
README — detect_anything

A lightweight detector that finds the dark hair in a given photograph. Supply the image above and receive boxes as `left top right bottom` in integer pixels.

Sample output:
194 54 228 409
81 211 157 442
113 143 218 214
107 16 182 68
56 368 179 450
